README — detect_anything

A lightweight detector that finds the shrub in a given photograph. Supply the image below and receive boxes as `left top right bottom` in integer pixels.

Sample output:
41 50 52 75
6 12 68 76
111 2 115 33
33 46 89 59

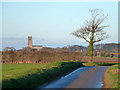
106 52 110 57
101 52 105 57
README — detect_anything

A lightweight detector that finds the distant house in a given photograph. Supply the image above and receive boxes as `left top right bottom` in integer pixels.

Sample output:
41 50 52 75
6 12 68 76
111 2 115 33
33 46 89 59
28 36 43 51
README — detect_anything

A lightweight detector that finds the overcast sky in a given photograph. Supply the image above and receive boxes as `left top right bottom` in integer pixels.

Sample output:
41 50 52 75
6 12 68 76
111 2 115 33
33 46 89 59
1 2 118 50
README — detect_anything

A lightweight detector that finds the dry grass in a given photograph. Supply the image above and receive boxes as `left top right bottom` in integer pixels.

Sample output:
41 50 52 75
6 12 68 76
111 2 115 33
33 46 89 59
103 64 119 88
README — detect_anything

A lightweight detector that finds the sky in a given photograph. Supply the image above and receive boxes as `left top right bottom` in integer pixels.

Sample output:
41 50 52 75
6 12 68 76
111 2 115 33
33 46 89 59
1 2 118 50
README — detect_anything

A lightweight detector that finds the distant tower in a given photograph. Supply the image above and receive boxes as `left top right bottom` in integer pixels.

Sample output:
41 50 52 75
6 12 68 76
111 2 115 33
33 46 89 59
28 36 32 47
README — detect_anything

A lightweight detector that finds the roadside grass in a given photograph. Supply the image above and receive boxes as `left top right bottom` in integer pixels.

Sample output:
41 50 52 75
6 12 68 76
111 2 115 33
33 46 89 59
2 61 83 88
103 64 120 88
83 62 116 66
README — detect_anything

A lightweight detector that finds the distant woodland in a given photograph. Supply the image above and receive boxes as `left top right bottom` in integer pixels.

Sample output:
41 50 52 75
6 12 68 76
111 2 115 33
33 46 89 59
2 47 83 64
1 43 119 64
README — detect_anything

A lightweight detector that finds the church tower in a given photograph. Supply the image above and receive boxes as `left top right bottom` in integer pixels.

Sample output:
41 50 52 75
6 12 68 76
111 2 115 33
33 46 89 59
28 36 32 47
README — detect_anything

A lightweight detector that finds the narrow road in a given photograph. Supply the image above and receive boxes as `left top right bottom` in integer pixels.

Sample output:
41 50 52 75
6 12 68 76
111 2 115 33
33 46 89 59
38 66 109 89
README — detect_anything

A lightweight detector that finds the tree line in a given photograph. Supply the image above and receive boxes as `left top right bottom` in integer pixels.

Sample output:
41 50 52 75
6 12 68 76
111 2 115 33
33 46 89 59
2 47 83 64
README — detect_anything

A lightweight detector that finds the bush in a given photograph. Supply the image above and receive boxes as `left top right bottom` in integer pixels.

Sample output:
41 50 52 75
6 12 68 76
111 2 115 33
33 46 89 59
101 52 105 57
106 52 110 57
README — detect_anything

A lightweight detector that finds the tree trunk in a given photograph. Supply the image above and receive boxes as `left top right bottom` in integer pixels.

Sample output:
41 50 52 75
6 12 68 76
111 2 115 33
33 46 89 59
89 41 93 62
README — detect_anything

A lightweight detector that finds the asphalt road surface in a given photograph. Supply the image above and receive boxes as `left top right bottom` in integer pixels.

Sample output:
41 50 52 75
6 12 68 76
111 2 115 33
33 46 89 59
38 66 109 89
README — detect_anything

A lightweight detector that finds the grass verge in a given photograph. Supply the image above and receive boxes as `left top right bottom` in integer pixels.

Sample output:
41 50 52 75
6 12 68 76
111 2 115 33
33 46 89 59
2 61 83 88
103 64 120 88
83 62 116 66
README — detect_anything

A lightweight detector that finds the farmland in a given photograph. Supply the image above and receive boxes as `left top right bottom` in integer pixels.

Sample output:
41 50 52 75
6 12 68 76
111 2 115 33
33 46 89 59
81 56 118 63
2 60 119 88
2 61 84 88
2 49 119 88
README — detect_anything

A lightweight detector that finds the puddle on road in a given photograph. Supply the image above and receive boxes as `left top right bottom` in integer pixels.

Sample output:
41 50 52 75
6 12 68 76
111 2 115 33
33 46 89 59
96 81 103 88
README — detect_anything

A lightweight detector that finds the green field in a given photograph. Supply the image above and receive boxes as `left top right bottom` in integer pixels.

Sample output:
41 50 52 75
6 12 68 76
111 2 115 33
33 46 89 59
104 64 120 88
2 61 119 88
2 61 83 88
3 64 45 80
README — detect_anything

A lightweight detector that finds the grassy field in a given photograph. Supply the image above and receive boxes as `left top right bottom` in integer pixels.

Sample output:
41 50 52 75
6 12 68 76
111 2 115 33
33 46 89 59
2 61 118 88
2 64 45 80
2 61 83 88
103 64 120 88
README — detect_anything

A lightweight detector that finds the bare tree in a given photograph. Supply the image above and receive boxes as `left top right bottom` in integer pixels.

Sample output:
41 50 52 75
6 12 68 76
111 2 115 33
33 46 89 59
3 47 16 63
4 47 16 51
72 9 109 62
